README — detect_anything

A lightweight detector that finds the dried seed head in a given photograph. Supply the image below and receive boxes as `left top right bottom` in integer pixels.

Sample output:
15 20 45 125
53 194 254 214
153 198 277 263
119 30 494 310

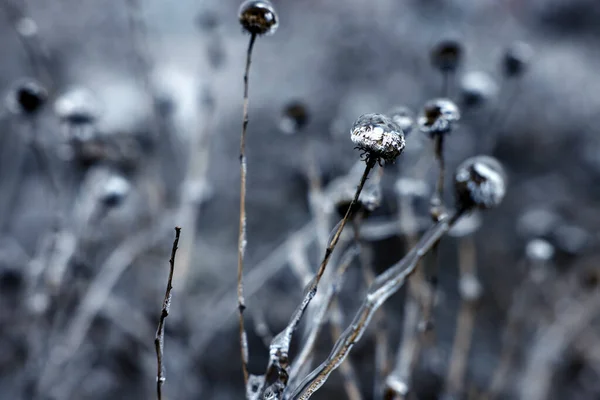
387 106 415 136
54 87 100 126
503 41 532 78
238 0 278 36
100 175 131 208
279 100 309 135
525 238 555 263
449 212 482 237
418 98 460 136
454 156 506 210
6 79 47 115
331 165 381 218
460 71 498 108
350 113 405 163
430 39 463 72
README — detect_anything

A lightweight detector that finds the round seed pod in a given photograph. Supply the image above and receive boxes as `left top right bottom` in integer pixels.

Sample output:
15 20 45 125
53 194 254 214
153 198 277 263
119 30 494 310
350 113 405 163
54 87 100 126
100 175 131 208
418 98 460 136
430 39 463 72
331 166 381 218
387 106 415 136
279 100 309 135
6 79 47 115
503 41 533 78
454 156 506 210
460 71 498 108
238 0 278 36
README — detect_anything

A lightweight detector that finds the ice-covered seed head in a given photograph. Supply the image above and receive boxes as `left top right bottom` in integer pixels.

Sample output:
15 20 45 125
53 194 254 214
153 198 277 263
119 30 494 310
279 101 309 135
7 79 47 115
454 156 506 210
54 87 100 126
460 71 498 108
431 39 463 72
238 0 278 36
503 41 532 78
418 98 460 136
388 106 415 136
100 175 131 208
350 113 405 163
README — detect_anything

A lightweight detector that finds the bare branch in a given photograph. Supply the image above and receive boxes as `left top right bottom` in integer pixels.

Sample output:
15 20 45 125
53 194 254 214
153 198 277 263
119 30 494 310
289 211 463 399
155 227 181 400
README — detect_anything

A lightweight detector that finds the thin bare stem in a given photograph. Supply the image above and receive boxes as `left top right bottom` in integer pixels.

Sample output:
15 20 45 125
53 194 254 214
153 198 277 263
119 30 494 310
289 211 464 400
155 227 181 400
237 32 257 386
262 159 375 395
444 235 478 397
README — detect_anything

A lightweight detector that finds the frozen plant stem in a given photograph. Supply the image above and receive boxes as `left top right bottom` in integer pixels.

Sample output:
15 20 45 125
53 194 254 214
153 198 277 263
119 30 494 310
290 211 463 400
263 158 375 393
155 227 181 400
237 32 257 386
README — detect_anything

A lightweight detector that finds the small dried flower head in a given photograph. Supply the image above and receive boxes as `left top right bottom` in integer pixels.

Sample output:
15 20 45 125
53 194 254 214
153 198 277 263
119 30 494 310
430 39 463 72
100 175 131 208
54 87 100 126
331 162 381 218
238 0 278 36
6 79 47 115
418 98 460 136
454 155 506 210
460 71 498 108
279 100 309 135
525 238 555 263
350 113 405 163
503 41 533 78
388 106 415 136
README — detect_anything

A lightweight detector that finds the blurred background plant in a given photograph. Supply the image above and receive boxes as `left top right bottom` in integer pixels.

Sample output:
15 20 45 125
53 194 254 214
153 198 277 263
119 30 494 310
1 0 600 399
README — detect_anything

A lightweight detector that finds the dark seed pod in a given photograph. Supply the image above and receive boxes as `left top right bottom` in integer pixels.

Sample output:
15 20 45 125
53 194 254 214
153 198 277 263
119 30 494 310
430 39 463 72
331 162 381 218
6 79 47 115
418 98 460 136
238 0 278 36
350 113 405 163
279 100 309 135
503 41 533 78
460 71 498 108
454 155 506 210
387 106 415 136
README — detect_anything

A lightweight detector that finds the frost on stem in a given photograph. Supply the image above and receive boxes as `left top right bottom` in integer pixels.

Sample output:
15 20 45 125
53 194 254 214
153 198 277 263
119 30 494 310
418 98 460 136
238 0 279 36
454 155 506 211
350 113 405 164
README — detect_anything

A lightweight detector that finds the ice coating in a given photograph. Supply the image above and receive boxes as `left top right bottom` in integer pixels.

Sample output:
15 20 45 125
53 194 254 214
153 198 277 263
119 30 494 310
455 155 506 210
350 113 405 163
238 0 279 36
418 98 460 135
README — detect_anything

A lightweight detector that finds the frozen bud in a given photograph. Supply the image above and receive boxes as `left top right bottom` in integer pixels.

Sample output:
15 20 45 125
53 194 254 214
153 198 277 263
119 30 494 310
459 274 483 301
460 71 498 108
330 161 381 218
350 113 405 163
503 41 533 78
54 87 101 125
238 0 278 36
388 106 415 136
418 98 460 136
6 79 47 115
279 101 309 135
525 238 555 263
100 175 131 207
430 39 463 72
454 156 506 210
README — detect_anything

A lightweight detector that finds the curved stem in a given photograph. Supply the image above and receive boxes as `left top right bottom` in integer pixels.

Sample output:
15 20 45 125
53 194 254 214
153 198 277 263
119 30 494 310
237 32 257 386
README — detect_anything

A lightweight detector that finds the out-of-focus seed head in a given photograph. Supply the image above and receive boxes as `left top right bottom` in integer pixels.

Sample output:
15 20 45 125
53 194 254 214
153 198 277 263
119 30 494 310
430 39 463 72
503 41 533 78
100 175 131 208
449 212 482 237
6 79 47 115
525 238 555 263
54 87 100 126
388 106 415 136
279 101 309 135
454 156 506 211
460 71 498 108
16 18 38 38
459 274 483 301
418 98 460 136
350 113 405 163
238 0 278 36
